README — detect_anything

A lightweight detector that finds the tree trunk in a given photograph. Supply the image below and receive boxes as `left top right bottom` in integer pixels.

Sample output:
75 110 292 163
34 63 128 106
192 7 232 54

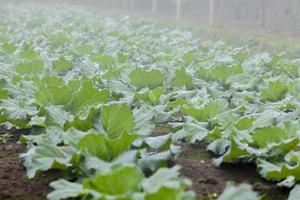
176 0 181 20
209 0 214 26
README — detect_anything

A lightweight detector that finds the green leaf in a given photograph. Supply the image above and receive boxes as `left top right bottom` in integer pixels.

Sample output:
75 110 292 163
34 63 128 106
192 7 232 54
217 182 258 200
211 64 243 82
78 132 137 161
20 49 39 60
235 117 254 130
0 88 8 100
145 187 181 200
83 165 144 195
48 180 85 200
252 127 291 148
78 134 111 160
74 43 93 56
213 137 254 166
1 42 16 54
183 52 194 65
144 134 172 150
142 166 182 192
181 99 229 122
173 119 209 143
107 132 138 159
35 85 73 106
90 54 115 68
148 87 164 105
16 60 45 75
45 105 71 128
143 166 193 200
65 108 98 131
260 80 289 102
135 87 164 105
52 56 72 72
50 32 70 48
71 81 110 114
101 104 135 139
20 142 71 178
130 68 164 89
258 151 300 182
171 68 194 89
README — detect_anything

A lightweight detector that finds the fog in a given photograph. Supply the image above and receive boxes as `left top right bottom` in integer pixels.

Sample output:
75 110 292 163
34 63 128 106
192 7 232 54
1 0 300 37
0 0 298 37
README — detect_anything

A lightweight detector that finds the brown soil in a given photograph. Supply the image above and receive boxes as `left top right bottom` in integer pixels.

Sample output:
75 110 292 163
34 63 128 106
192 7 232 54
0 129 59 200
176 142 290 200
0 124 291 200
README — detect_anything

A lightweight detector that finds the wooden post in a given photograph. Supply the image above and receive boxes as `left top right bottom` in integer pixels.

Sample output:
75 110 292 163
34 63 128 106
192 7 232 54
260 0 266 30
130 0 135 12
209 0 214 26
176 0 181 20
152 0 157 15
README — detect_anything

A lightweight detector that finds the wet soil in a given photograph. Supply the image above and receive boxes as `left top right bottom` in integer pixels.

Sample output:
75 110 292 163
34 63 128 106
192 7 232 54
176 142 290 200
0 129 59 200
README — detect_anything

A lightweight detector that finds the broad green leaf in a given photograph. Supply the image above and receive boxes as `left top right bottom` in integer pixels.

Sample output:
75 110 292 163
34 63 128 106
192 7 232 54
213 137 255 166
211 64 243 82
142 166 182 192
65 108 98 131
252 127 290 148
107 132 138 159
258 159 299 181
52 56 72 72
48 180 85 200
16 60 45 75
71 81 110 114
35 85 73 106
258 151 300 182
20 49 39 60
83 165 144 195
130 68 164 89
145 187 181 200
20 142 71 178
0 88 8 100
135 87 164 105
78 134 111 160
260 80 289 102
181 99 229 122
90 54 115 68
171 68 194 89
1 42 16 54
101 104 135 139
235 117 254 130
78 132 137 161
74 43 93 56
148 87 164 105
217 182 258 200
50 32 70 48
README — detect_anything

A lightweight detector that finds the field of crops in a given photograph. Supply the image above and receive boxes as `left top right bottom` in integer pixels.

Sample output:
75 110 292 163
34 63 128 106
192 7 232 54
1 3 300 200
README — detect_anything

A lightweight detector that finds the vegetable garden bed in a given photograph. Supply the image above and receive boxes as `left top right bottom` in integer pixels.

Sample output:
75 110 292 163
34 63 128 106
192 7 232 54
1 2 300 200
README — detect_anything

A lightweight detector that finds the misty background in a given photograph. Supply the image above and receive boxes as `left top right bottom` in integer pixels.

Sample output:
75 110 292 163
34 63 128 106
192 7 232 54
1 0 299 50
5 0 296 37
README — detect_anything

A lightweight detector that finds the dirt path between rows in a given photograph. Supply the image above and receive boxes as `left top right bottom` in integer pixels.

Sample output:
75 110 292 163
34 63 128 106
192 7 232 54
176 143 289 200
0 130 59 200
